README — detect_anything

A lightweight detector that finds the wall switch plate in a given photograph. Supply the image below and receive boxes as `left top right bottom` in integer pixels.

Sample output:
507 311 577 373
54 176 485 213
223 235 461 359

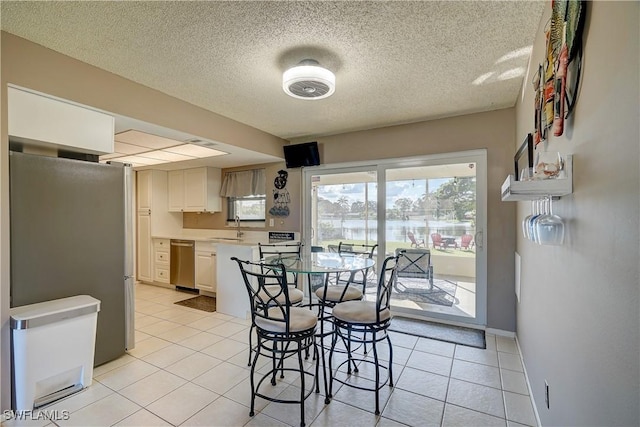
269 218 274 227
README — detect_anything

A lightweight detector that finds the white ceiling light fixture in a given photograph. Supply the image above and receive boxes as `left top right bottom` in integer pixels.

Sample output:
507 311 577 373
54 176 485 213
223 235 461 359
283 59 335 100
98 130 228 167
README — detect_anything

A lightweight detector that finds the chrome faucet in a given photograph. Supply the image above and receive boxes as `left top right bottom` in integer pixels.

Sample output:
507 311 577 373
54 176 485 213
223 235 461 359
235 215 243 239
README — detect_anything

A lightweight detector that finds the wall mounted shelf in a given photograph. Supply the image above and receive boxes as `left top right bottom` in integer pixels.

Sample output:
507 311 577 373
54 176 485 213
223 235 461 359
501 155 573 201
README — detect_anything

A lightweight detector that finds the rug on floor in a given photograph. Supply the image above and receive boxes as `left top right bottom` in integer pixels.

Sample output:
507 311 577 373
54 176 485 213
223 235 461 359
174 295 216 312
364 278 456 307
391 278 457 306
389 316 486 349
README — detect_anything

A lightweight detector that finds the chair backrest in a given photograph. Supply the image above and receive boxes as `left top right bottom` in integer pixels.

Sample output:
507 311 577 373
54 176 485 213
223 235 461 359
376 253 401 323
338 242 377 258
431 233 442 243
394 248 431 279
232 257 293 334
258 242 302 259
258 242 301 285
460 234 473 247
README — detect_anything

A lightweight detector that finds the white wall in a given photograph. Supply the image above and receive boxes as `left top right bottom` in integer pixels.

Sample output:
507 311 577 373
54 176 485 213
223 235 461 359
514 2 639 425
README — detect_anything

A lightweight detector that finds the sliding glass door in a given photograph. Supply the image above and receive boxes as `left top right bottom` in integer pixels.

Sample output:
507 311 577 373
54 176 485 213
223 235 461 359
303 150 487 326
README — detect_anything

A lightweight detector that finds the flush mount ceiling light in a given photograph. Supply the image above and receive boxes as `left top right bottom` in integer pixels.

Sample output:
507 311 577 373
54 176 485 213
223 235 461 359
283 59 335 100
99 130 228 167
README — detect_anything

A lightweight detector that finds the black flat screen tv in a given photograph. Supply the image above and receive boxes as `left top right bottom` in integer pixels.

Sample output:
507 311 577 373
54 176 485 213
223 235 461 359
283 141 320 168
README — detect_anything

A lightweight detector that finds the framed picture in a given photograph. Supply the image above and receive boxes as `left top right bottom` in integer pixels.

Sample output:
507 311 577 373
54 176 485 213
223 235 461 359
514 133 534 181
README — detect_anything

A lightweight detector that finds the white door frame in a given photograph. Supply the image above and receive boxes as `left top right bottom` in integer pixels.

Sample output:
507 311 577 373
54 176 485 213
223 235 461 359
302 149 487 326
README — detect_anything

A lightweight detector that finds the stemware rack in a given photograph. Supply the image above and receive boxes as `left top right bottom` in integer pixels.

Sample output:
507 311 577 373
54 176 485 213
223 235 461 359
501 155 573 201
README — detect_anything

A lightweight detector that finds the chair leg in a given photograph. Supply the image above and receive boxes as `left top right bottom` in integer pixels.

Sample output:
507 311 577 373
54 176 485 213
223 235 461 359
313 339 320 395
297 343 306 427
387 332 394 388
249 336 261 417
327 325 338 401
247 324 254 366
271 340 278 386
372 330 380 416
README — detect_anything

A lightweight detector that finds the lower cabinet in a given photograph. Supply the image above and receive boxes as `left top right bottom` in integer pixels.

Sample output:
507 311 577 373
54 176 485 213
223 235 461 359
195 242 217 293
153 239 170 284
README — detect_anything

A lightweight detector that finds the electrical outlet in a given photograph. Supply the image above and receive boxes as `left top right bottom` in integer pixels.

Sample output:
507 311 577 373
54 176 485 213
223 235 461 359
269 218 274 227
545 380 550 409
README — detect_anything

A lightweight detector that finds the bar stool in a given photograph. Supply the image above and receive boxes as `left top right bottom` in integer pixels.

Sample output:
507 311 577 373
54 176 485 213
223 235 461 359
328 253 401 415
247 243 304 366
233 257 319 427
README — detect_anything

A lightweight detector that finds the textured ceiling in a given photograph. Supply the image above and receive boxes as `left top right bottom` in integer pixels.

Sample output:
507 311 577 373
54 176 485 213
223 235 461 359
1 1 544 141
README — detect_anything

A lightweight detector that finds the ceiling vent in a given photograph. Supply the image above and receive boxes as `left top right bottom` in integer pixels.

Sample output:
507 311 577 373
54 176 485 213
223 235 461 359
283 59 335 100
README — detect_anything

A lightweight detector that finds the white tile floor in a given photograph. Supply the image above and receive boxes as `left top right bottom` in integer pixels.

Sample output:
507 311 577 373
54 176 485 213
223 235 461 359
5 283 537 427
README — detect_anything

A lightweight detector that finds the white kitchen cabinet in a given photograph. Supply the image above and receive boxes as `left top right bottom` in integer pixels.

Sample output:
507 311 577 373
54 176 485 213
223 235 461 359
168 167 222 212
195 241 217 293
195 252 217 293
137 212 152 283
136 170 182 284
167 170 184 212
8 85 114 155
153 239 170 284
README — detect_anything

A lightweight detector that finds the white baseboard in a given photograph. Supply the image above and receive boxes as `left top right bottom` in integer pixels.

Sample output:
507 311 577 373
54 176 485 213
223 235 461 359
486 327 516 338
515 335 542 427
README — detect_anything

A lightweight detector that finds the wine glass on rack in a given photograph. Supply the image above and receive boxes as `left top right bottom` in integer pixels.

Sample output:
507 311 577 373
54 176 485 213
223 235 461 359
522 200 535 240
535 196 565 245
529 199 544 243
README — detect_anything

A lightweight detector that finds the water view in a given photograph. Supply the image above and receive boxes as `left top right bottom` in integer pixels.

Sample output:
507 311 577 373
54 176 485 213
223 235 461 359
317 218 475 243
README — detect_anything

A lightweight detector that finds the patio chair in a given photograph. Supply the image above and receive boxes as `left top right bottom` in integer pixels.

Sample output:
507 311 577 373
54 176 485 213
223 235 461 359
407 231 425 248
459 234 474 250
393 248 434 292
431 233 446 249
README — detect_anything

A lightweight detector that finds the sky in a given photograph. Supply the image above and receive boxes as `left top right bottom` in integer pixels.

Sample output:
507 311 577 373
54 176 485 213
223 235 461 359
317 178 450 204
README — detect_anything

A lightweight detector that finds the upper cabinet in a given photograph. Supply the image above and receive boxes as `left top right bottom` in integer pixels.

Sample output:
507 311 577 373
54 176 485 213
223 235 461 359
168 167 222 212
8 86 114 155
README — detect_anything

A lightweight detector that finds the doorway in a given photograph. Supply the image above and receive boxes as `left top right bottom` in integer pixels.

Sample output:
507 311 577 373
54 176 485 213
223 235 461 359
303 150 487 326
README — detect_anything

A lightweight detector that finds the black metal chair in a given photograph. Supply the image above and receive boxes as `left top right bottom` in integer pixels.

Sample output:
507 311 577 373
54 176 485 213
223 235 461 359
258 242 304 288
328 253 401 415
335 242 378 292
248 243 305 366
233 257 319 427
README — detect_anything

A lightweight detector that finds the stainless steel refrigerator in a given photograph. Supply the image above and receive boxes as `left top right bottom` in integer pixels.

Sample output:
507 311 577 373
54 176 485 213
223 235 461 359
9 151 135 366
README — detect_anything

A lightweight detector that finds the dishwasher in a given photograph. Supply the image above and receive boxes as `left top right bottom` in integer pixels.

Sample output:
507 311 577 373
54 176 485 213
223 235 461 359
170 240 195 289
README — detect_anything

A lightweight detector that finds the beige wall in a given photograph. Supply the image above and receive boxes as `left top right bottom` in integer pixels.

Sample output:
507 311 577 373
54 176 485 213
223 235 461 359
0 32 288 411
514 2 639 425
316 108 517 331
183 162 302 233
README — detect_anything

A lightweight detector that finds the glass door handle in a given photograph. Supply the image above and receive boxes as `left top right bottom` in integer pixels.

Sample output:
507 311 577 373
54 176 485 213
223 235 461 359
474 230 483 250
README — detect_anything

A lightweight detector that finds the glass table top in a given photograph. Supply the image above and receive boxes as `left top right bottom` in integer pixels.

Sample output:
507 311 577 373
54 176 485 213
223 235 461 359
263 252 375 274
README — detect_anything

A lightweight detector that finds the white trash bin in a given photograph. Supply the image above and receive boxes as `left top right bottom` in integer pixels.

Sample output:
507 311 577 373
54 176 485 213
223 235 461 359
10 295 100 410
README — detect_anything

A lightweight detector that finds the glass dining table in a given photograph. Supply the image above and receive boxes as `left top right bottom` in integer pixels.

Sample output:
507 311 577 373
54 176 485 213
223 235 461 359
262 252 375 302
262 252 375 402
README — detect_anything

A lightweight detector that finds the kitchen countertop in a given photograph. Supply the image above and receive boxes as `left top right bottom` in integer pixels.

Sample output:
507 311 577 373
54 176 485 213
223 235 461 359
150 230 298 246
